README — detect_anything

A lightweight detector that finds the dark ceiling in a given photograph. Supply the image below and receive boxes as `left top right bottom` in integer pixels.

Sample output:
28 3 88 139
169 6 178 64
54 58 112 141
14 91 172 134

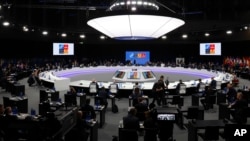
0 0 250 44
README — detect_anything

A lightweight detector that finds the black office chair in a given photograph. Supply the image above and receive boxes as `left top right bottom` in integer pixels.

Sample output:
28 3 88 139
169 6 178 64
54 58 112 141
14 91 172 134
50 91 60 101
3 96 10 108
168 95 181 108
119 128 138 141
197 126 220 141
183 107 199 120
39 90 48 103
144 128 158 141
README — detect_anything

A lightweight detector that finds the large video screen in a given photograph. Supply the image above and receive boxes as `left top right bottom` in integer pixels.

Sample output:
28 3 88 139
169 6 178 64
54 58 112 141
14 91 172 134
127 71 140 79
53 43 74 55
125 51 150 65
200 43 221 56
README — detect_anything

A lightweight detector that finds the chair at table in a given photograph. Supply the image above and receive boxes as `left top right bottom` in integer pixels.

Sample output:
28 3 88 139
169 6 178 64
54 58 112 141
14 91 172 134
183 107 199 121
144 128 158 141
119 128 138 141
197 126 220 141
50 91 60 101
168 95 182 108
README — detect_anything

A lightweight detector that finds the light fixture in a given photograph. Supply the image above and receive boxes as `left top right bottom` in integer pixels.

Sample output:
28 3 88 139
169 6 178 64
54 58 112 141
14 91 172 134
87 0 185 40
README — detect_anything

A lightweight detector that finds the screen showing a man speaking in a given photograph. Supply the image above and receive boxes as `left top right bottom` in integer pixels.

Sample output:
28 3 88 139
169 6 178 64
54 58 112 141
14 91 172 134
125 51 150 65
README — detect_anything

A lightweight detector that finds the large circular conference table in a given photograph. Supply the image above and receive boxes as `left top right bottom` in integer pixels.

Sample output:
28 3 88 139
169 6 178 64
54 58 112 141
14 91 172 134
39 66 233 96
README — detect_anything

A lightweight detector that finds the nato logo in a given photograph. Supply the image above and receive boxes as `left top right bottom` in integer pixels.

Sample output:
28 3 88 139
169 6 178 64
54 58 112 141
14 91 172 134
205 44 210 54
59 44 64 54
129 52 135 58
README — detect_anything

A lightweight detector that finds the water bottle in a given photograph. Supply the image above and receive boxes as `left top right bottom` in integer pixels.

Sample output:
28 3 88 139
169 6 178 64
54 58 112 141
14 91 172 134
31 108 36 116
12 106 18 115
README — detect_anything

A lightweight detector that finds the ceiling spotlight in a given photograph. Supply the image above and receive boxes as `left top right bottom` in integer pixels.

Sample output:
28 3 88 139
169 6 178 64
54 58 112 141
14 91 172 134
204 33 210 37
161 35 167 39
42 31 48 35
226 30 232 34
79 34 85 39
61 33 67 37
22 26 29 32
2 21 10 26
87 0 185 40
100 35 106 39
182 34 188 38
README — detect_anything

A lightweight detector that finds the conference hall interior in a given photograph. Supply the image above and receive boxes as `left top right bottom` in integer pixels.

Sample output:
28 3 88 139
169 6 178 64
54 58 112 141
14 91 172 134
1 0 250 141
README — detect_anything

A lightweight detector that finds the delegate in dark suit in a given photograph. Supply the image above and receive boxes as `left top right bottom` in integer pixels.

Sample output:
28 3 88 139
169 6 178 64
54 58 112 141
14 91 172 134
122 108 140 141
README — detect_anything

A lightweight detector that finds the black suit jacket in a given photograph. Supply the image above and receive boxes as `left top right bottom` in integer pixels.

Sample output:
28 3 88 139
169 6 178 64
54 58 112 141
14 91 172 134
123 114 140 130
80 104 96 119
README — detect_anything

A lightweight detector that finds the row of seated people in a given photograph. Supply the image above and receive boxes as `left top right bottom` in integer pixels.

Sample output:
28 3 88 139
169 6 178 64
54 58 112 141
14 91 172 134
0 104 63 141
121 106 174 141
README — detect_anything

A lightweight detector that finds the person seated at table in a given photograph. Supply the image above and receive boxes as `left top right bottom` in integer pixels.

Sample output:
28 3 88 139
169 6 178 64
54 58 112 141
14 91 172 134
98 86 109 109
228 92 248 124
130 87 143 107
69 86 77 95
43 112 62 138
4 106 18 120
143 111 158 141
122 108 140 141
200 86 214 110
75 111 89 141
209 77 217 90
134 97 149 121
226 83 237 104
80 98 96 120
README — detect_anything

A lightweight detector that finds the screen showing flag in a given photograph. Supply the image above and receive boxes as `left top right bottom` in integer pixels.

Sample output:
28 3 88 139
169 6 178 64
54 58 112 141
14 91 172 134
200 43 221 56
53 43 74 55
125 51 150 65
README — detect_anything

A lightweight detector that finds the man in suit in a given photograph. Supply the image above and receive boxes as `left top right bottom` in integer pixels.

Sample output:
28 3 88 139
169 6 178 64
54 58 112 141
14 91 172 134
123 107 140 130
134 97 149 121
228 92 248 124
98 86 109 109
210 77 217 89
80 98 96 120
226 83 237 104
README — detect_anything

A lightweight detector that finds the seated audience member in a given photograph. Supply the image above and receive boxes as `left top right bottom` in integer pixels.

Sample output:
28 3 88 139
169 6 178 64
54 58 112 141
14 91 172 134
4 106 18 120
210 77 217 89
134 97 149 121
74 111 89 141
69 86 77 95
228 92 248 124
226 83 237 104
123 107 140 131
98 86 109 109
200 86 214 110
80 98 96 120
130 87 143 107
143 111 158 141
43 112 62 138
